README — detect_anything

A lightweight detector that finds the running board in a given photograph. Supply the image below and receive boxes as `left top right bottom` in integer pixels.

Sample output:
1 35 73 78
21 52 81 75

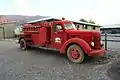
30 45 59 51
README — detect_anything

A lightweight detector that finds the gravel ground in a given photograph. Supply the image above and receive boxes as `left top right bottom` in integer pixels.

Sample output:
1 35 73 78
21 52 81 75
107 60 120 80
0 40 120 80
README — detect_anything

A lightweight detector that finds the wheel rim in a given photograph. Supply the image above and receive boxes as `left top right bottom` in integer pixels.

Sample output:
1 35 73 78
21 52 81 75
70 48 80 60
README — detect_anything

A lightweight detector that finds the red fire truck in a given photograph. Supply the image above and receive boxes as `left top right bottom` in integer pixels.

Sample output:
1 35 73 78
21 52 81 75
18 18 105 63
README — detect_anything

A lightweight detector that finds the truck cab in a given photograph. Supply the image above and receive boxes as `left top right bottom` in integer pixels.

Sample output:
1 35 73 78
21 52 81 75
19 19 105 63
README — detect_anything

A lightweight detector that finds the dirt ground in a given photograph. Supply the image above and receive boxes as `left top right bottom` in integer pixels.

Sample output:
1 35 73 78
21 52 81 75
0 40 120 80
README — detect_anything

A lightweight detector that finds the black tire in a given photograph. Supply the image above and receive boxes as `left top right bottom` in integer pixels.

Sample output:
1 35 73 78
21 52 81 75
67 44 85 63
20 39 27 50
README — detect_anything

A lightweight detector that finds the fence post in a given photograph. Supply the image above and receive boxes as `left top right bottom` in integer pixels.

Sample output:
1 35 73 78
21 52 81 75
105 33 107 50
3 27 5 39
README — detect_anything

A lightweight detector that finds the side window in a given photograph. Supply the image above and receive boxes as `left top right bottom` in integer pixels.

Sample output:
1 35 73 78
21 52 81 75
53 24 62 32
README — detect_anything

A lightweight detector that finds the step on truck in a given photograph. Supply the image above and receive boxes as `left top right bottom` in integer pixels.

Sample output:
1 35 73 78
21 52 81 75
18 18 105 63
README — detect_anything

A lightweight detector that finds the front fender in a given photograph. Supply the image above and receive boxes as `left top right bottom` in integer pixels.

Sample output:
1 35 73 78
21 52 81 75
60 38 92 54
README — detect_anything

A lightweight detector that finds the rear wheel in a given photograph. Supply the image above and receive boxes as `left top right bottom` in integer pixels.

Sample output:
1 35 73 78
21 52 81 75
20 39 27 50
67 44 85 63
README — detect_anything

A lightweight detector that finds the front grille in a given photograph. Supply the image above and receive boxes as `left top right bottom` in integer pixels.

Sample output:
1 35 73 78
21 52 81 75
94 37 101 49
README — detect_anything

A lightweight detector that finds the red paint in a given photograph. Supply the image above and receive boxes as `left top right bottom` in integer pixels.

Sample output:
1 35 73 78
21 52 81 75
19 20 105 57
70 48 80 59
60 38 92 54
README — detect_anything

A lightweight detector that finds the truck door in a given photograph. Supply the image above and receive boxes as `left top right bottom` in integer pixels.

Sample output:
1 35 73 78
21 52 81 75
52 24 65 49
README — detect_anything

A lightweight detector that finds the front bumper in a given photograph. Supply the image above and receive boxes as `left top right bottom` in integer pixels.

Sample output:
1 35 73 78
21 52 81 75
89 48 106 57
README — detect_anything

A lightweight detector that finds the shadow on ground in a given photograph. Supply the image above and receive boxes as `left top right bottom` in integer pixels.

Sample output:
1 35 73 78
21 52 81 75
18 47 111 65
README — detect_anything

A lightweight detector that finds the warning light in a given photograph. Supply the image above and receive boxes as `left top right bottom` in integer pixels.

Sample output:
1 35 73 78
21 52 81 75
62 17 65 20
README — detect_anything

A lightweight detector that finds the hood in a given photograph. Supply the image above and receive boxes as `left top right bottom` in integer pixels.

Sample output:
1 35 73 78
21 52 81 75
65 29 101 37
65 29 101 49
65 29 92 35
65 29 101 44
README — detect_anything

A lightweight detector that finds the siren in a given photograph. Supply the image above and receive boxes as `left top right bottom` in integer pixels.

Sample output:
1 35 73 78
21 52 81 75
62 17 65 20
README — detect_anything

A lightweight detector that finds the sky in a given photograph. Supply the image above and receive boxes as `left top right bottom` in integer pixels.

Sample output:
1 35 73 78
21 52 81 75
0 0 120 25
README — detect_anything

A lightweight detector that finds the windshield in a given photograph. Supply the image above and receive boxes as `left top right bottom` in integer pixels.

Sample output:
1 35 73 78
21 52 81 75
64 23 77 30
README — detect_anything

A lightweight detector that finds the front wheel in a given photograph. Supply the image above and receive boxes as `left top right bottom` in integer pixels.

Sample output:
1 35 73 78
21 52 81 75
67 44 85 63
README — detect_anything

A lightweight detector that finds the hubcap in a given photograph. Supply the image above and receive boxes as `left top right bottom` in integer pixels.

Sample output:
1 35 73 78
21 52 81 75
70 48 80 59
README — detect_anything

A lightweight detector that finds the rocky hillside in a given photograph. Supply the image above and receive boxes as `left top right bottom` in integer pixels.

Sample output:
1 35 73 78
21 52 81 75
0 15 47 25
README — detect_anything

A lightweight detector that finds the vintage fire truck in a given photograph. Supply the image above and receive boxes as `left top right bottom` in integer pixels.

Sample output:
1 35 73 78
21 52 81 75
18 18 105 63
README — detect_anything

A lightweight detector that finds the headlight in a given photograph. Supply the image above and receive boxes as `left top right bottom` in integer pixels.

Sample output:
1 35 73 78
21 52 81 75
91 42 95 47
